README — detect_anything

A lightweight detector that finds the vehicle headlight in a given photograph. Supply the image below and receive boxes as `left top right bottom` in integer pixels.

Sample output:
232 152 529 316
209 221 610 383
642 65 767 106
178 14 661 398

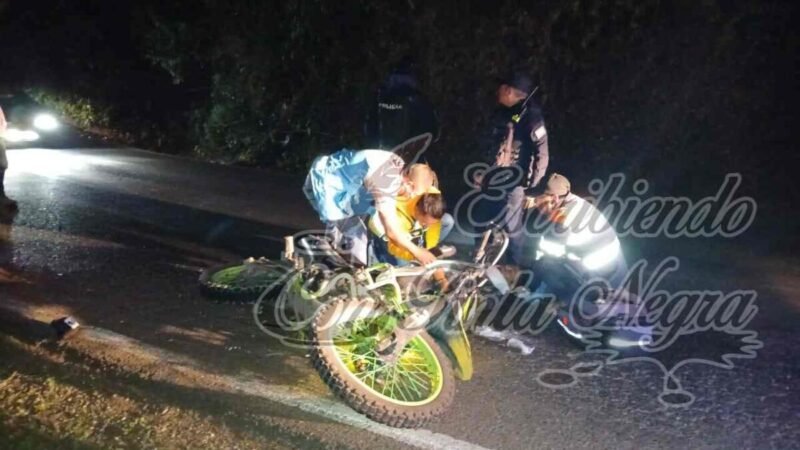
33 113 59 131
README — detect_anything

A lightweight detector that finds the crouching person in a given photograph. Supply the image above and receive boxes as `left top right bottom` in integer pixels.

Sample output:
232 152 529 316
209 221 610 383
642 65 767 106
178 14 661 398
303 149 437 266
525 173 628 307
369 188 447 266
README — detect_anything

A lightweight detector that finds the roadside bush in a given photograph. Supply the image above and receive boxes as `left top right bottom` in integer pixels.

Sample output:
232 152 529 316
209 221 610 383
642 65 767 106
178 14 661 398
0 0 795 222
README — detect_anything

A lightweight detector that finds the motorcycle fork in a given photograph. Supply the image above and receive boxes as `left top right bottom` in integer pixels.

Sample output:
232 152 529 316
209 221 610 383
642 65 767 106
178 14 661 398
375 309 431 363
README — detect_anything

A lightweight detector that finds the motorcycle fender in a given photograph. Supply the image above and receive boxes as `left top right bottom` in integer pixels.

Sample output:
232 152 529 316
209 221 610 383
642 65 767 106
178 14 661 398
430 321 473 381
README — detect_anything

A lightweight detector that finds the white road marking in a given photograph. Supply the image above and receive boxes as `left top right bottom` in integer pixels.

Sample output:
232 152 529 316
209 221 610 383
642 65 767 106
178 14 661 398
79 326 494 450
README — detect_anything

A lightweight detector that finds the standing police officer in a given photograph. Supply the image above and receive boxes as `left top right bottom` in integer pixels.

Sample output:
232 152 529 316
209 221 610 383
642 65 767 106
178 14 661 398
364 61 454 243
364 62 440 156
477 71 549 263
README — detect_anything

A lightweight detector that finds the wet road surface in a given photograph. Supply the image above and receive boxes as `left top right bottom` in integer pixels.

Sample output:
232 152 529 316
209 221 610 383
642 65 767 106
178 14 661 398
1 146 799 449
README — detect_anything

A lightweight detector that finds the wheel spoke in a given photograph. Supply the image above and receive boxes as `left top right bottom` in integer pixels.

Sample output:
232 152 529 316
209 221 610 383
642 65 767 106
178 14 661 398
404 370 433 388
331 312 443 405
399 372 426 397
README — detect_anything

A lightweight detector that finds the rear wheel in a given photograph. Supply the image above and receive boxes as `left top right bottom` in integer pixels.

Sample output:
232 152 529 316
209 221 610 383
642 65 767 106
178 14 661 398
310 297 455 428
199 259 292 303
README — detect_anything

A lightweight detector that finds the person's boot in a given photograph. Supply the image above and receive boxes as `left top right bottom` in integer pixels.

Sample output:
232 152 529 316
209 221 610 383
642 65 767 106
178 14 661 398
0 170 17 210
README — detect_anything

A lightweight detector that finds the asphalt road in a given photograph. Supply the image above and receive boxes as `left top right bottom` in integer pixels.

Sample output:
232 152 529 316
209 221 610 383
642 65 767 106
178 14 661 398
2 146 799 449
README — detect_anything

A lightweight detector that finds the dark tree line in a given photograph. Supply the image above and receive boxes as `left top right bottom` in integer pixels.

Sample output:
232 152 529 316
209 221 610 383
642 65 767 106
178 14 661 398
0 0 796 227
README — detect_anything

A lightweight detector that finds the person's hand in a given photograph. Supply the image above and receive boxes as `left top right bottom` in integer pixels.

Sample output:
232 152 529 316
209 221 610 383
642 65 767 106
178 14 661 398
433 268 449 292
538 194 558 213
413 247 437 266
523 196 538 209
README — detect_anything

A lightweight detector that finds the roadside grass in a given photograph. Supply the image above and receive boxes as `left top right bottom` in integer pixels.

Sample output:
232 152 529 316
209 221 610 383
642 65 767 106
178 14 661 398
0 332 322 449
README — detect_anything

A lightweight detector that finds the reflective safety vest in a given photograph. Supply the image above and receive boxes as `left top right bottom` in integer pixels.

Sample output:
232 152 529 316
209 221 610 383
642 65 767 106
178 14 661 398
536 194 624 274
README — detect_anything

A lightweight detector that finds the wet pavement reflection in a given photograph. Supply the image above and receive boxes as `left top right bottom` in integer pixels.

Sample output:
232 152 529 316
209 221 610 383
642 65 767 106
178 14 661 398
0 147 797 450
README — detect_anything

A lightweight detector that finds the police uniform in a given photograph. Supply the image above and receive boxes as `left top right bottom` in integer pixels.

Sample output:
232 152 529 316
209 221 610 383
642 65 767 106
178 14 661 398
364 71 440 157
478 74 550 264
482 100 549 190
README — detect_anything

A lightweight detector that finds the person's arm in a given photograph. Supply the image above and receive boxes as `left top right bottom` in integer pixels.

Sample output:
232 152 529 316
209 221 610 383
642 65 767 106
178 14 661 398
524 194 551 209
376 202 436 265
526 111 549 188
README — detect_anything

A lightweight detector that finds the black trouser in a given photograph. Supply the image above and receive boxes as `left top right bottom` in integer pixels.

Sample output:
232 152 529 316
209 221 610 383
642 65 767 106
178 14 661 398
0 169 5 196
476 184 527 264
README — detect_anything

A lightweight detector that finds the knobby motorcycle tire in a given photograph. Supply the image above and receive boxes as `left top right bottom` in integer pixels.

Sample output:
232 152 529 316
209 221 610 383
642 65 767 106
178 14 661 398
198 261 287 304
310 297 456 428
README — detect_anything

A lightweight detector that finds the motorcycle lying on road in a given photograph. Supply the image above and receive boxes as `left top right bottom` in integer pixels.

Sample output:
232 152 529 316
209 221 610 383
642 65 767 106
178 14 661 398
198 226 652 427
199 227 507 427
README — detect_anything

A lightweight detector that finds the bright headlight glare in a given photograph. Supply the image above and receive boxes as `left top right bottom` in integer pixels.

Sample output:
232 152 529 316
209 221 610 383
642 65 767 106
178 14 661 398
33 113 59 131
23 130 40 141
3 128 24 142
3 127 40 143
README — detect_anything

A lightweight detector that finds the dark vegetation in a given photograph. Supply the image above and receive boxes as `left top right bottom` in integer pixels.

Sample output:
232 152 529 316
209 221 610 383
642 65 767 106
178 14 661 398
0 0 796 231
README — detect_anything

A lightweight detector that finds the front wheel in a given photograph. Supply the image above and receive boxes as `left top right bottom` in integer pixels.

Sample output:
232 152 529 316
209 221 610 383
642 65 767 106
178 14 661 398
310 297 455 428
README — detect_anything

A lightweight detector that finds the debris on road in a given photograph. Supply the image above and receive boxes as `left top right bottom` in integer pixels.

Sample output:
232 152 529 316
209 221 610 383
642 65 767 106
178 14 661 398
506 337 535 355
474 326 536 355
51 316 80 340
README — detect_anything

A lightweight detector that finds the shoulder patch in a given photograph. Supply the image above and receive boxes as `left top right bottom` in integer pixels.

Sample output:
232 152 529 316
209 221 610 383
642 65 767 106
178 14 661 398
534 126 547 140
378 103 403 110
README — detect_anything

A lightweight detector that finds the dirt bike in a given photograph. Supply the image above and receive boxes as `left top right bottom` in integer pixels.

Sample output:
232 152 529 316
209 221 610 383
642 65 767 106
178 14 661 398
198 225 650 426
195 226 508 428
